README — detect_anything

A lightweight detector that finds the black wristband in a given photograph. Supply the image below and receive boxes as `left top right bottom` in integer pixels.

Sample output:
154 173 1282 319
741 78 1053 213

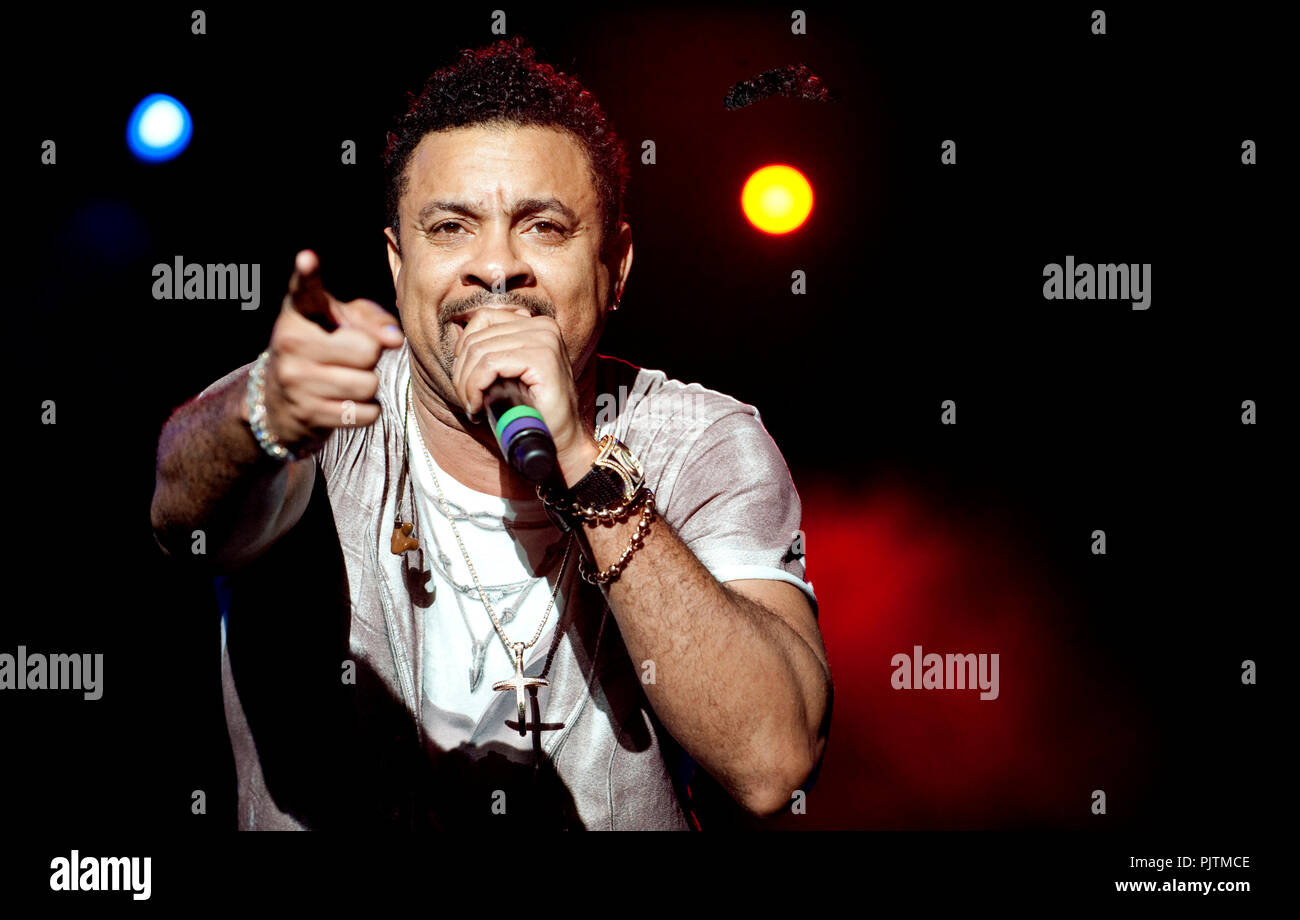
570 465 626 509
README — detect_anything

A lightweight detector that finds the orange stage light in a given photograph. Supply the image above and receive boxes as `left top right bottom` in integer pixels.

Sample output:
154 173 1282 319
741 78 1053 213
741 164 814 234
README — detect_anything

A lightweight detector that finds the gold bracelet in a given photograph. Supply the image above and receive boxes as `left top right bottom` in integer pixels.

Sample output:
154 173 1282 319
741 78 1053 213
577 489 656 586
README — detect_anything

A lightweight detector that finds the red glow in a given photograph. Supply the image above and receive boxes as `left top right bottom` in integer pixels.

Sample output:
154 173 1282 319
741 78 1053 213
779 477 1151 829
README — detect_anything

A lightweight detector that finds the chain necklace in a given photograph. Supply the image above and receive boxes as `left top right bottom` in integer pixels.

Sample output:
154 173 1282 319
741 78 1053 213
422 507 569 603
428 491 557 535
424 519 541 692
405 376 574 735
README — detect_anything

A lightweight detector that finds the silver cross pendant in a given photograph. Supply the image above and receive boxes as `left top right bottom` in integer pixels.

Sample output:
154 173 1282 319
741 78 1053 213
491 643 548 736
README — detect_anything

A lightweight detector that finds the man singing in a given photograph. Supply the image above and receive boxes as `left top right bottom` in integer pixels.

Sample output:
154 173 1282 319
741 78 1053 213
151 36 830 830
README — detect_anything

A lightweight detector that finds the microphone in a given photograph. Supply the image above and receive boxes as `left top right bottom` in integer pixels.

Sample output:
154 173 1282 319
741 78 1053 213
482 378 557 483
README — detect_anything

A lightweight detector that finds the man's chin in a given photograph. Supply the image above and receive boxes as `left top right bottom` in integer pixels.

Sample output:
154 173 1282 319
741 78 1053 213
436 334 458 382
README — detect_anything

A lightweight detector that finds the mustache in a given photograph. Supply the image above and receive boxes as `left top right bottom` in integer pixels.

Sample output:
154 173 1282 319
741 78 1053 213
438 290 556 325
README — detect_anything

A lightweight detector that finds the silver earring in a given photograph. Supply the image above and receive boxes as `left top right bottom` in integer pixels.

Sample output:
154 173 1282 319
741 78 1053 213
611 299 621 312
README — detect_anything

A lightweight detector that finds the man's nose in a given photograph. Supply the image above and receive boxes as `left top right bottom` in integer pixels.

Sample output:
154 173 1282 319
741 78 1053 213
461 225 533 293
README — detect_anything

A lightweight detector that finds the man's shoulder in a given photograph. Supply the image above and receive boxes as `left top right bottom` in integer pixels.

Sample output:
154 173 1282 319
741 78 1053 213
595 354 762 441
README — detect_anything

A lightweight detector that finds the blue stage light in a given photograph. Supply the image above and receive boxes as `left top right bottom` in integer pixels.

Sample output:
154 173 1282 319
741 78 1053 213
126 94 193 162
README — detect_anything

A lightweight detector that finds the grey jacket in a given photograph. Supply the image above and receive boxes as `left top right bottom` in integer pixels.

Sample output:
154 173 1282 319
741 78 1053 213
206 340 816 830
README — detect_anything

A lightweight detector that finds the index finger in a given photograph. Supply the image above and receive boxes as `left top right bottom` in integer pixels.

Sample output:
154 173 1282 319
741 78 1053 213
285 249 340 332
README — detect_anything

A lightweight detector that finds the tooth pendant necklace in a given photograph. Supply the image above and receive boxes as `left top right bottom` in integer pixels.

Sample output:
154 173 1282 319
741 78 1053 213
468 635 489 692
460 580 533 693
406 378 573 735
425 538 544 692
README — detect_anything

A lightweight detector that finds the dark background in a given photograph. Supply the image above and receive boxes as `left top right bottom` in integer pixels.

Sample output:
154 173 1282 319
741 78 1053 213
5 0 1284 854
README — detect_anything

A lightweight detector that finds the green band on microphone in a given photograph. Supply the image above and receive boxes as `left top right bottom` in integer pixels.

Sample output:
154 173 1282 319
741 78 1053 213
495 405 544 443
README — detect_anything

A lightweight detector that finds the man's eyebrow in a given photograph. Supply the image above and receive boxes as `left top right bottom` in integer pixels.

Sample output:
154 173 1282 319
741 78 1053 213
418 200 478 223
512 197 578 224
416 197 579 226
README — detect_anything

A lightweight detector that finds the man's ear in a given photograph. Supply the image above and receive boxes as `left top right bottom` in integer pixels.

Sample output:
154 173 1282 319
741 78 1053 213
384 226 402 288
606 221 634 309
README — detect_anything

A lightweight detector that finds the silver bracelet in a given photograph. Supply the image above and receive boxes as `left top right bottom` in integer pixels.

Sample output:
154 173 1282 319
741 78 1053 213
245 350 310 462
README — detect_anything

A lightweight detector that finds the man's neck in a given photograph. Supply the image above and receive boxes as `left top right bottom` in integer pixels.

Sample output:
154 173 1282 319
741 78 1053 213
409 361 598 503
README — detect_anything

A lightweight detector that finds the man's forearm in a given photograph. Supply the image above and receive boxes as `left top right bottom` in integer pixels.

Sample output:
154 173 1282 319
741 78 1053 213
577 502 830 816
150 370 293 563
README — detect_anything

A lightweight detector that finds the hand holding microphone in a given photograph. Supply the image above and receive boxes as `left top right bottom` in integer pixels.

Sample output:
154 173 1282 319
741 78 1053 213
452 306 599 488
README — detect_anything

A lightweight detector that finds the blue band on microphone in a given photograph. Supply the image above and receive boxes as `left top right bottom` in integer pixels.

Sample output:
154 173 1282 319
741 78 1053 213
501 414 551 447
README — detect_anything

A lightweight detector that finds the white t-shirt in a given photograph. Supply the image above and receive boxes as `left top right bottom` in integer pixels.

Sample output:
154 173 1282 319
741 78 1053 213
402 364 579 726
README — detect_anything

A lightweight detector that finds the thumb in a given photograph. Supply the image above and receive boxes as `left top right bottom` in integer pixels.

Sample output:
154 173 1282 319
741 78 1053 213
337 298 405 349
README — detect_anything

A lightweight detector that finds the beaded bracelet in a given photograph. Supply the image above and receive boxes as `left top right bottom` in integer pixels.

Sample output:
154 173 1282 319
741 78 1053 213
576 488 656 586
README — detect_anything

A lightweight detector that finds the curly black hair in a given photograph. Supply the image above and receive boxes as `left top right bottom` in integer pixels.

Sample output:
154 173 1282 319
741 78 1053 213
383 36 629 259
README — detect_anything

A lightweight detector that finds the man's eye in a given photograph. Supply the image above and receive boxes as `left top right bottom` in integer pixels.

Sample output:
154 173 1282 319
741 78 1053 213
431 221 464 234
530 221 564 236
